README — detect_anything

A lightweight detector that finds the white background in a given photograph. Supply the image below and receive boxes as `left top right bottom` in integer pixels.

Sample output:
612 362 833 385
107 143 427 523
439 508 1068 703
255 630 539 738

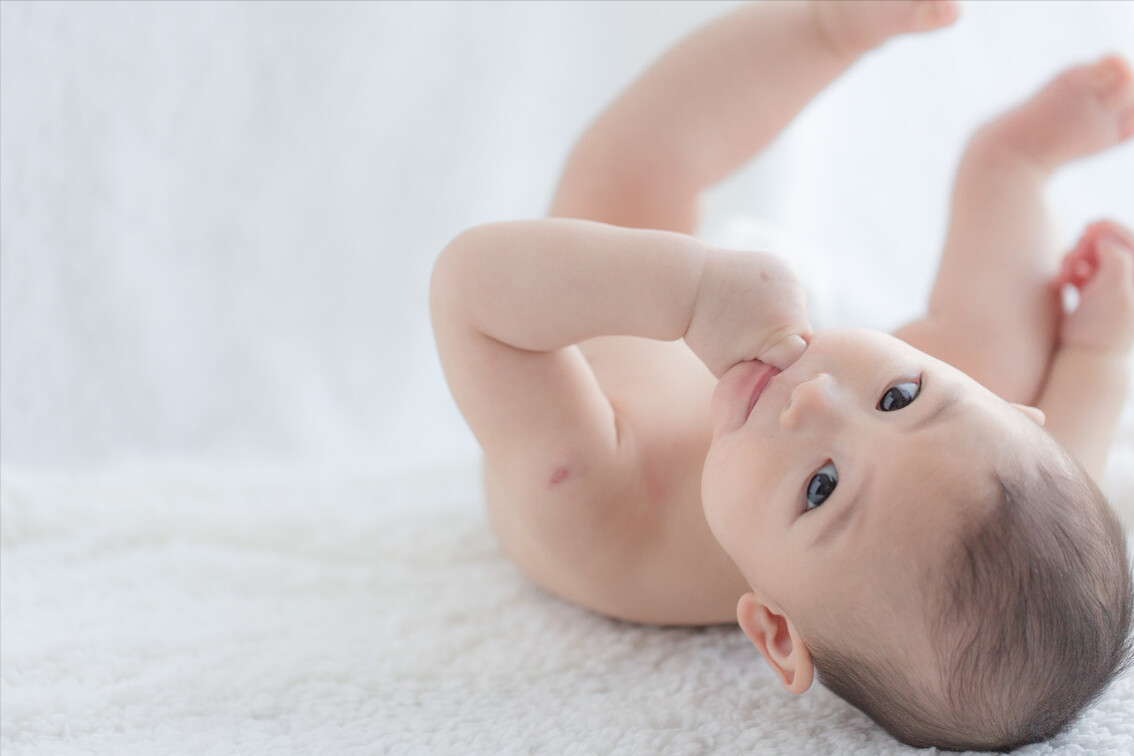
3 0 1133 473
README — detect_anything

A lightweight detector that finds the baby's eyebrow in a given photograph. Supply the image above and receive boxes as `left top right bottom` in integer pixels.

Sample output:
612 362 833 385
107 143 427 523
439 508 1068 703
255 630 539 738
908 388 960 434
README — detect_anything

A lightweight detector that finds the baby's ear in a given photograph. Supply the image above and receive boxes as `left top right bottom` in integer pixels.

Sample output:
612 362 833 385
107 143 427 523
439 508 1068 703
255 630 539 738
1010 403 1046 427
737 592 814 694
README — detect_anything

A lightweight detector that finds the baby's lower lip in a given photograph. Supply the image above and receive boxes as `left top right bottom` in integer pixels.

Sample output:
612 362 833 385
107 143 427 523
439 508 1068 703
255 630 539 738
745 367 780 421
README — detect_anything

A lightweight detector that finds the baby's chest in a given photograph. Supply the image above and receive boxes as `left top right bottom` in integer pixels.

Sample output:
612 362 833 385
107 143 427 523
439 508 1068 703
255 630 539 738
579 335 716 441
487 336 748 625
578 337 750 622
579 334 715 493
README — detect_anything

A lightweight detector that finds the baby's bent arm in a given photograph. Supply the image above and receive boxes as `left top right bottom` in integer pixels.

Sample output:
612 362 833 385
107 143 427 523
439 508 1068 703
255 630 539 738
431 219 708 491
434 219 706 353
431 218 807 486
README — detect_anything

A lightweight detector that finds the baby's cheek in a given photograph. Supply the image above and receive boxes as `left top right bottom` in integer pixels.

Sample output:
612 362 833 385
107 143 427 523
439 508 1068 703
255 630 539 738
704 442 781 546
701 445 752 545
700 448 729 522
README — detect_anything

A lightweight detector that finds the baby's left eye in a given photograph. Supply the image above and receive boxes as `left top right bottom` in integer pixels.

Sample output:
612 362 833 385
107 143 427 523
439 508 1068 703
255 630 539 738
805 463 838 512
878 380 921 411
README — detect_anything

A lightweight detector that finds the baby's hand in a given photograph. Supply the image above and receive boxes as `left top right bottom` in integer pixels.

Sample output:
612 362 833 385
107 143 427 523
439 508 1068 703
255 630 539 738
684 248 811 377
1054 221 1134 354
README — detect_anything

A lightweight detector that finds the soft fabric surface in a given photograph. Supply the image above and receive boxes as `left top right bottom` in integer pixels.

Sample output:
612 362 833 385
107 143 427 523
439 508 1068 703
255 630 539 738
2 460 1133 755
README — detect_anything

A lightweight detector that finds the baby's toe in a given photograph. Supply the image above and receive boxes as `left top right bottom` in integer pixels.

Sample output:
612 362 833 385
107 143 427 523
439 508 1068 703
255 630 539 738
1093 57 1134 137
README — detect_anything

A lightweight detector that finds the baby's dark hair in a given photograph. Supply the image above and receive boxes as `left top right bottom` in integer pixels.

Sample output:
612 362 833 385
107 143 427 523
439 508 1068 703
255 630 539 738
809 440 1133 751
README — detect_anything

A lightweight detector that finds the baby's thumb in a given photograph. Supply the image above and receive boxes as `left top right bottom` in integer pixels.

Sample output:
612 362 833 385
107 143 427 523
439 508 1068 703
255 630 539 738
759 333 809 371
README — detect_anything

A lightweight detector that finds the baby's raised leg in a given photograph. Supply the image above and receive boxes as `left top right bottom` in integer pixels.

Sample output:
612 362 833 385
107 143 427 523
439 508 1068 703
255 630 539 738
1039 222 1134 480
552 0 960 234
896 56 1134 405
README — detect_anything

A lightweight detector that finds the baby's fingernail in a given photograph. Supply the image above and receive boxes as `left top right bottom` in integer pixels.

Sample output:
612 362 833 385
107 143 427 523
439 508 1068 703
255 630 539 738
762 334 808 370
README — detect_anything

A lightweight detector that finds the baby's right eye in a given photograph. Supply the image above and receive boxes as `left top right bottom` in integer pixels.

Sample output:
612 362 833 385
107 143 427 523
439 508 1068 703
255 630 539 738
805 462 837 511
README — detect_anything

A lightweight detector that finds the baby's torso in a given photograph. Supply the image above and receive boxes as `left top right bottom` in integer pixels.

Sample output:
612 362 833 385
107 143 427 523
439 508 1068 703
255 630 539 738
486 335 750 625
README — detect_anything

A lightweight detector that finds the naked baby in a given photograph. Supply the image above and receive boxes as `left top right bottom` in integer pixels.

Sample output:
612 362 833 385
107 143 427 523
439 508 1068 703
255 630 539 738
431 1 1134 750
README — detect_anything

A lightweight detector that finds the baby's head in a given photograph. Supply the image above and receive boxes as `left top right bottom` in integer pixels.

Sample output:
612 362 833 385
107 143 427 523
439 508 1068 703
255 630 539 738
701 328 1133 750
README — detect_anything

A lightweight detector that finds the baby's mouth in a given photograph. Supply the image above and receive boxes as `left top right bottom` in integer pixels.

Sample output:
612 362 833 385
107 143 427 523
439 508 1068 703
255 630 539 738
745 367 780 422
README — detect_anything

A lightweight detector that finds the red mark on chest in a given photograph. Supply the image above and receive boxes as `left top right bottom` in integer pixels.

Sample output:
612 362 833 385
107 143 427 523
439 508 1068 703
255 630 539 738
549 466 569 486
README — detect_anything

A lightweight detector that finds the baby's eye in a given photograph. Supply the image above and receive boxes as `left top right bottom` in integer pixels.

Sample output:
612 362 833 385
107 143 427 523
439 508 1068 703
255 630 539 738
878 379 921 412
806 462 837 511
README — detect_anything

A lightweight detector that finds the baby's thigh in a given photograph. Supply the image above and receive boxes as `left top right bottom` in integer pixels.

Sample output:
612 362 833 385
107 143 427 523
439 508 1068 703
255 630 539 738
893 315 1052 406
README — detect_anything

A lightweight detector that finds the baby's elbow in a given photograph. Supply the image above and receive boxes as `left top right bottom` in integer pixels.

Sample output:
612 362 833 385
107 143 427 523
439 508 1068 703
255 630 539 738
432 220 530 295
430 223 504 326
431 227 479 306
434 223 500 275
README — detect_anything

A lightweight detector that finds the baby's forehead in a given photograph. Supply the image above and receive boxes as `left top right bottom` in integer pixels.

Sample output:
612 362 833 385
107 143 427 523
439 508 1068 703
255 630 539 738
899 385 1012 454
863 403 1016 560
916 362 1044 454
839 399 1067 645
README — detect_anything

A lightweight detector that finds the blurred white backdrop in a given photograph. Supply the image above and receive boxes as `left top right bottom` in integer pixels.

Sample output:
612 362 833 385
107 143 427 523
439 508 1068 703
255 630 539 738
2 0 1132 472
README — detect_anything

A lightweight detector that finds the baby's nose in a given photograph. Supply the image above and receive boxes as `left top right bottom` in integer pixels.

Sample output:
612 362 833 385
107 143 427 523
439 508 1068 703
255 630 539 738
780 372 842 430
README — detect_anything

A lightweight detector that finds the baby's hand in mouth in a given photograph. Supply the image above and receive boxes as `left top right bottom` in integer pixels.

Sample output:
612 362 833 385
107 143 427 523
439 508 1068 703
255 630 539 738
757 332 809 371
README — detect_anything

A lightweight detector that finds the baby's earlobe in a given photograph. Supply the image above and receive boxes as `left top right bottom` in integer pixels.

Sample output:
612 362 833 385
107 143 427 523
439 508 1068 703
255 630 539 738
1010 403 1046 427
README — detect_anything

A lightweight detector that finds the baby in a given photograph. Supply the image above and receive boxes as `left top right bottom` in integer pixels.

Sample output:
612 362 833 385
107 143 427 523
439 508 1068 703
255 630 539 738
430 1 1134 750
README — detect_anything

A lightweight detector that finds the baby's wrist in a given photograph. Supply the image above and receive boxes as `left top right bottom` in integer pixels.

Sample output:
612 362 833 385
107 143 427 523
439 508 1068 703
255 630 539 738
683 248 810 377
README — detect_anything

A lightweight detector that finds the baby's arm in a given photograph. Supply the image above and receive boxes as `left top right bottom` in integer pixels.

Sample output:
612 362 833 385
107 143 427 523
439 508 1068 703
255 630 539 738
1038 224 1134 482
430 219 808 489
551 1 959 233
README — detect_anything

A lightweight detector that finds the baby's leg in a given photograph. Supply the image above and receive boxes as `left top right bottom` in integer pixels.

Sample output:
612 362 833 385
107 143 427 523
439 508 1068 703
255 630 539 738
1039 222 1134 480
552 0 960 234
896 56 1134 405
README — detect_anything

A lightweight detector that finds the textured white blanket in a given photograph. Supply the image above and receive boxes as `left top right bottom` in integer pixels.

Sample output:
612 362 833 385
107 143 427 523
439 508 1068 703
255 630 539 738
2 459 1132 755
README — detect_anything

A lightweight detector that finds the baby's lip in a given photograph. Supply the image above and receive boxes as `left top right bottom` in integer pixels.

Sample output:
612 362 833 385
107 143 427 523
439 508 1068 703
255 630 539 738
744 366 780 422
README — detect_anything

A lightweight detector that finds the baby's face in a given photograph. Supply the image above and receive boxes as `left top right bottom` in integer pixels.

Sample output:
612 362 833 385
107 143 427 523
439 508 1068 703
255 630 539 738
702 327 1047 638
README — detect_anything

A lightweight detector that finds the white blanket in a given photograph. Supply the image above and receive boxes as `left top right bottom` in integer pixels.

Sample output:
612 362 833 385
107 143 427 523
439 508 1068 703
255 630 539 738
2 460 1132 755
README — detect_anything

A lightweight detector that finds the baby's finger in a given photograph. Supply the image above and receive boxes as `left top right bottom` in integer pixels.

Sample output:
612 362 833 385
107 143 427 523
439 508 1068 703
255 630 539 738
759 333 809 371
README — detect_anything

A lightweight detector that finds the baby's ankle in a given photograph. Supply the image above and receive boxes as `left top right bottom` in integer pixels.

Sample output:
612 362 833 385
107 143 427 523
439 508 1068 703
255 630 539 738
974 56 1134 175
811 0 958 59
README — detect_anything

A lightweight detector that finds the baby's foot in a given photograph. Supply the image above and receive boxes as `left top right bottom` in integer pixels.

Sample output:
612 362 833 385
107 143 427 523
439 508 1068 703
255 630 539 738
983 56 1134 173
812 0 960 58
1055 221 1134 354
